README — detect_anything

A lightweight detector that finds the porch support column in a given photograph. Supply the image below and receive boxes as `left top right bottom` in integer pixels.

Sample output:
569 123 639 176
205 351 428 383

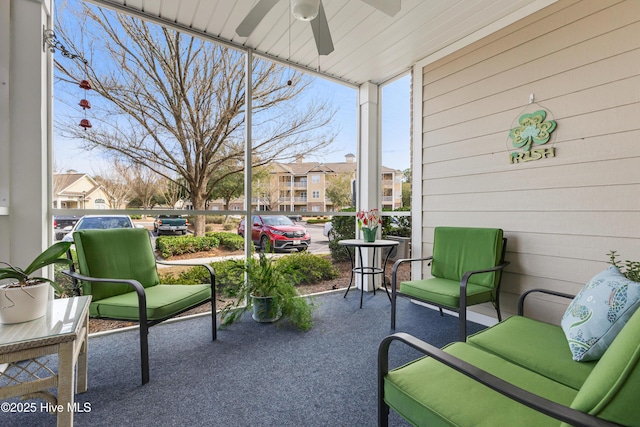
356 81 381 292
243 49 253 259
0 1 52 268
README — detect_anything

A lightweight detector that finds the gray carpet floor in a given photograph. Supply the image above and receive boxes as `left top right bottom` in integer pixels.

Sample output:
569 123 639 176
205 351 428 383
2 290 485 427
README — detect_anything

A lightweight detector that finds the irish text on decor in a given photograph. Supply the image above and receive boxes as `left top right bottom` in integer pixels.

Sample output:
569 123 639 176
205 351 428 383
509 110 557 164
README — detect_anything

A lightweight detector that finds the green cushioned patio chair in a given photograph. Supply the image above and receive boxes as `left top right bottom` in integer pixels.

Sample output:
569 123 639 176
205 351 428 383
391 227 508 341
63 228 216 385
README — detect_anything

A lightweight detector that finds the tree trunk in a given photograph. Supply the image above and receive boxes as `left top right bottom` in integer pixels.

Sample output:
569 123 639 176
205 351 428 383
190 192 207 236
222 199 230 225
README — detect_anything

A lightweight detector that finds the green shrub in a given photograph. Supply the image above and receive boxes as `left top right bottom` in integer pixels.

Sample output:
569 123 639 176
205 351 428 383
276 253 339 286
382 206 411 238
207 232 244 251
328 209 356 262
158 253 337 296
212 259 245 294
306 218 330 224
156 235 220 258
54 263 76 298
158 258 244 296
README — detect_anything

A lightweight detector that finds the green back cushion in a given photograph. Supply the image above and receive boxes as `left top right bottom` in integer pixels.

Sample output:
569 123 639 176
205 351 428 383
74 228 160 301
431 227 503 288
567 307 640 426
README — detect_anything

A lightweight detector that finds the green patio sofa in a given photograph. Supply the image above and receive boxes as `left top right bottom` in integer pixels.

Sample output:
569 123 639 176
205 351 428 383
378 289 640 426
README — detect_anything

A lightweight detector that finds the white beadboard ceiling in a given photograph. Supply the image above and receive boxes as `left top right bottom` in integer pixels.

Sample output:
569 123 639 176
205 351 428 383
86 0 556 86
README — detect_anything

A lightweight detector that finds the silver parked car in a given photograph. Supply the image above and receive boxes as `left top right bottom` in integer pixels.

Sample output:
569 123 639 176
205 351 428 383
62 215 140 242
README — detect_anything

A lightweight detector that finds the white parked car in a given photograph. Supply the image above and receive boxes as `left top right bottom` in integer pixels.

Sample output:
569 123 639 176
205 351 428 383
62 215 141 242
323 221 335 240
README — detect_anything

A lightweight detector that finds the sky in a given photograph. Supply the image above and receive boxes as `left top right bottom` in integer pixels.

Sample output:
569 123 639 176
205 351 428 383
53 0 411 175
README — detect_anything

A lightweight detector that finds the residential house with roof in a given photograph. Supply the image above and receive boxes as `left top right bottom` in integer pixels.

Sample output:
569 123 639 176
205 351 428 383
53 172 112 209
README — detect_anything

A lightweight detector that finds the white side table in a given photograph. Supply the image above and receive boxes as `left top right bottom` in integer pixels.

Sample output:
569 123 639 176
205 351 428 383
0 295 91 427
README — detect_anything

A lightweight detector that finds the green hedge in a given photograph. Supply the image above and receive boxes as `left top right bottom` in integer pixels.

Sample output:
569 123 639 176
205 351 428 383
156 235 220 258
158 253 339 296
327 207 412 261
382 206 411 238
306 217 331 224
156 232 244 258
54 263 76 298
158 258 243 295
328 209 356 262
206 232 244 251
276 252 339 285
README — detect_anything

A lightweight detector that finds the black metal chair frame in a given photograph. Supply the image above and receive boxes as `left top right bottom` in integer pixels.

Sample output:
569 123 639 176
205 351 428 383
63 255 216 385
390 238 509 342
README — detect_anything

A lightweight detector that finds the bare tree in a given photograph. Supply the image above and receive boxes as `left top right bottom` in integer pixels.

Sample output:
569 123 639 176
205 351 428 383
54 3 337 235
92 158 131 209
159 176 186 210
128 164 162 210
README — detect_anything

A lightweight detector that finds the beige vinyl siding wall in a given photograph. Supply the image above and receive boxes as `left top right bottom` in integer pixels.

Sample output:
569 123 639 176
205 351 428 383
420 0 640 323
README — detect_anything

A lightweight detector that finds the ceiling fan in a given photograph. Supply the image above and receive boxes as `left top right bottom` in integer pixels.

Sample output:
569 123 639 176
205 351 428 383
236 0 401 56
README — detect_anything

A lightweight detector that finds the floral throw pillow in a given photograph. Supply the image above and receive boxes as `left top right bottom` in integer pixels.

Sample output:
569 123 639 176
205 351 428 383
561 266 640 362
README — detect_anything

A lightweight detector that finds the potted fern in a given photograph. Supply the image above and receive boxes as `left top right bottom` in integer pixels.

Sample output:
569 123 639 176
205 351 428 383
0 241 72 324
219 248 315 331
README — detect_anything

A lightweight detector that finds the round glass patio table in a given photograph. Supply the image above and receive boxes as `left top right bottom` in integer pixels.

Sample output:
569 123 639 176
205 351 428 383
337 239 399 308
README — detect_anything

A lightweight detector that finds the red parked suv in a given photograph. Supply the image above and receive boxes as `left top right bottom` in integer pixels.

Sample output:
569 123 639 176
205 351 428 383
238 215 310 252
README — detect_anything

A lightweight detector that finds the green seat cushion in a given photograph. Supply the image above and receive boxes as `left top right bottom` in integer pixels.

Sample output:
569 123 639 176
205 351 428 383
399 277 494 309
566 307 640 426
384 342 577 427
431 227 503 288
74 228 160 300
89 284 211 320
468 316 596 390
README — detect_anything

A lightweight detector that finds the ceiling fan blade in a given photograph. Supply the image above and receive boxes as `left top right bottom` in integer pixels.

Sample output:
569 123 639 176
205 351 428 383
360 0 401 17
310 1 334 55
236 0 280 37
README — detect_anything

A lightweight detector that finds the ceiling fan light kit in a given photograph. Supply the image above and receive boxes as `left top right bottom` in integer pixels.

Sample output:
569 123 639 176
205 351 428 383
236 0 401 56
291 0 320 21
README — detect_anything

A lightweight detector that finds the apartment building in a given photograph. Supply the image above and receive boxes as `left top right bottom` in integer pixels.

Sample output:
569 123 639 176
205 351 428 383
211 154 404 213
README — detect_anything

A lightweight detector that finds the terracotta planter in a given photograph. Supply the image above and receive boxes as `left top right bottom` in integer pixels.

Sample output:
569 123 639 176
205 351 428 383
0 282 49 324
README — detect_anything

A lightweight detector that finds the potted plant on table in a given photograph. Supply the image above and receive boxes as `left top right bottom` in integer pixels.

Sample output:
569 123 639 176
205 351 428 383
0 241 72 324
357 208 382 242
219 246 315 331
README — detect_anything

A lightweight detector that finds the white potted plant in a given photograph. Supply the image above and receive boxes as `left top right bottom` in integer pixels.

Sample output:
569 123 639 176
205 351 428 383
0 241 72 324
